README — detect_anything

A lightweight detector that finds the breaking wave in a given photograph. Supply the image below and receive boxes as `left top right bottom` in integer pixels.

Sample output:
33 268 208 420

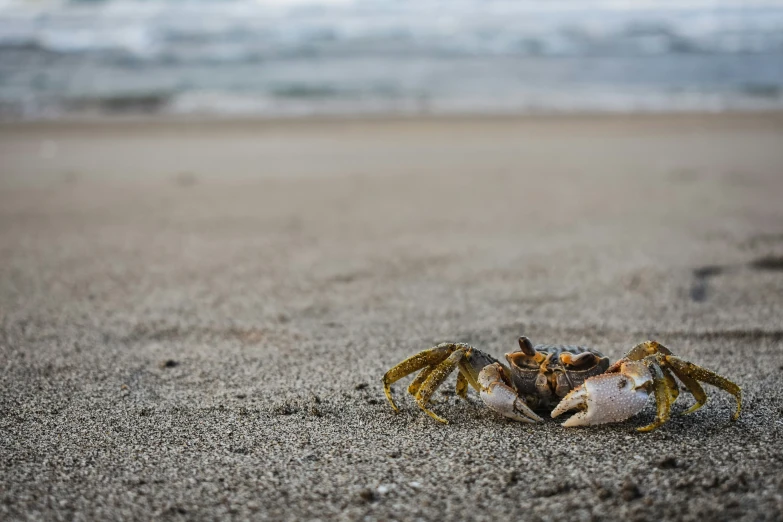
1 0 782 119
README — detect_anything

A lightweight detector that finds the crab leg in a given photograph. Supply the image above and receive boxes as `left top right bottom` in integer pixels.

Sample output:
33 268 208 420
662 366 680 404
665 356 742 421
666 364 708 415
407 363 472 399
458 359 483 392
415 348 468 423
382 343 455 411
478 362 542 423
406 365 434 397
605 340 672 373
455 371 470 399
637 363 678 432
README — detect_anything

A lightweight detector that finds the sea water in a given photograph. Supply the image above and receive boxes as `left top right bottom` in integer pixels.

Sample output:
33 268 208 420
0 0 782 120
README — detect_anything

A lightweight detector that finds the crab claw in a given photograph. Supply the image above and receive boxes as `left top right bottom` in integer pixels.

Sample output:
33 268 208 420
551 361 653 427
478 363 543 423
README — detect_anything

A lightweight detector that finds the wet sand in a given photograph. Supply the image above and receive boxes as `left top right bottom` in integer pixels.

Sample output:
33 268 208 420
1 112 783 521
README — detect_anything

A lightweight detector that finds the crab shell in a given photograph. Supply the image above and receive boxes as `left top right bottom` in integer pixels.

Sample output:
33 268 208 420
504 339 610 411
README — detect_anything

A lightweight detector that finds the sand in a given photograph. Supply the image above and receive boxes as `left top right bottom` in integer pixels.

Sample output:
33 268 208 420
1 112 782 521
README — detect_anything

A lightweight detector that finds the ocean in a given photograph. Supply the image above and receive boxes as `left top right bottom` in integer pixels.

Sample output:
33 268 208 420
1 0 782 120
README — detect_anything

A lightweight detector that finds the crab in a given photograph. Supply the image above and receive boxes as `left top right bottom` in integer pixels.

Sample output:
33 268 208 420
382 337 741 431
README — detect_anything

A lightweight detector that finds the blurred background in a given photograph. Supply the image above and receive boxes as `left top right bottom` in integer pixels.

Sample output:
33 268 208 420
1 0 782 121
3 3 783 520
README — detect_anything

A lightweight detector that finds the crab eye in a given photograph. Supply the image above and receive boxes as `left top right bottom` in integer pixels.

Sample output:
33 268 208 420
517 336 536 356
506 351 542 369
559 351 598 368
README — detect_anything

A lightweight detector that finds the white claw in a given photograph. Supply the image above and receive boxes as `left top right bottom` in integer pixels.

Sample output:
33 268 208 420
479 363 543 423
551 361 653 427
480 383 543 423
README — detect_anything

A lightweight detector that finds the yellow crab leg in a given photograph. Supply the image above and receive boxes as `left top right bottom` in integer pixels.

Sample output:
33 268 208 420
382 343 455 411
458 360 482 392
455 370 469 399
666 356 742 421
415 348 467 424
630 340 673 359
665 362 708 415
637 363 676 432
662 366 680 405
412 363 470 400
407 365 436 397
607 340 673 373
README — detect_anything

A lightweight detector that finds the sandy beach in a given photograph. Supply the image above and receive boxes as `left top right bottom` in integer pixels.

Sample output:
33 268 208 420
1 112 783 521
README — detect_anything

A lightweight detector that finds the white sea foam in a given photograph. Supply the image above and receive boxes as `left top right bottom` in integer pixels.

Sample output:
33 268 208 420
2 0 782 58
0 0 781 119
